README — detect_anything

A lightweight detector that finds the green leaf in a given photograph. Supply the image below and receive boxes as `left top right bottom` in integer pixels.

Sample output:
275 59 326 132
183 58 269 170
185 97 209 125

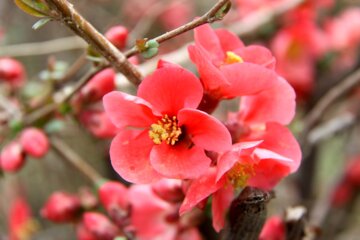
44 119 65 133
32 17 51 30
14 0 49 17
142 47 158 59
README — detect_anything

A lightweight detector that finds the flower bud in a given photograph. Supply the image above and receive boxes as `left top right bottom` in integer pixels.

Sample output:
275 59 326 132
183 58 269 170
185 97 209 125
345 158 360 186
259 216 285 240
331 179 353 207
0 58 26 88
152 179 184 203
79 110 118 139
0 141 25 172
20 128 49 158
76 223 98 240
41 192 81 223
79 187 98 210
83 212 120 240
80 68 115 103
99 181 129 224
105 25 128 50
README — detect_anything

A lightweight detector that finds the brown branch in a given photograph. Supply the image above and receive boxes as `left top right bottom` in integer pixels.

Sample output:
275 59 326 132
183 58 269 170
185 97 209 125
44 0 142 86
0 36 86 57
222 187 273 240
124 0 231 58
302 68 360 137
50 136 104 184
23 66 104 126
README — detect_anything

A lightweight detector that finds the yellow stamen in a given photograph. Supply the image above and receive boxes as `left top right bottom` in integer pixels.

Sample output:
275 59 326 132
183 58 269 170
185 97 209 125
149 114 182 145
227 162 255 188
224 51 244 65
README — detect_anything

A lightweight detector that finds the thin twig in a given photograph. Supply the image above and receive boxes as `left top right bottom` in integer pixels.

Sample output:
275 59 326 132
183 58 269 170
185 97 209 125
44 0 143 85
0 36 86 57
124 0 231 57
51 136 103 184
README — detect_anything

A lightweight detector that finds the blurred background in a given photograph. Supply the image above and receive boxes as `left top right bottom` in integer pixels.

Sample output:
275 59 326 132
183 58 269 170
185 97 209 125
2 0 360 239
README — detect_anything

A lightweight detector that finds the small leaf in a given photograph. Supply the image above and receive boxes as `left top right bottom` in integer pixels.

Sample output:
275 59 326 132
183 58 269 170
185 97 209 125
32 18 51 30
9 119 24 133
44 120 65 133
142 47 158 59
14 0 49 17
215 1 232 20
145 39 159 49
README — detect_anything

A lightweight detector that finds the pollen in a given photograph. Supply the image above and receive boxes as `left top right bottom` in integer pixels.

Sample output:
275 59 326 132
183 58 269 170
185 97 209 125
224 51 244 64
227 162 255 188
149 114 182 145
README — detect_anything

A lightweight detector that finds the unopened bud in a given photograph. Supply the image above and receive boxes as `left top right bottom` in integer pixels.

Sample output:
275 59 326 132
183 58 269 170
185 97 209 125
41 192 81 223
83 212 120 240
20 128 49 158
105 25 128 50
0 141 25 172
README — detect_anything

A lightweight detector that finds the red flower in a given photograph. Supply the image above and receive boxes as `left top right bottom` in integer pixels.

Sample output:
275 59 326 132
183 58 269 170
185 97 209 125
180 123 301 231
259 216 285 240
271 19 327 99
0 141 25 172
129 184 202 240
20 128 49 158
189 24 278 100
40 192 81 223
9 197 38 240
98 181 129 225
103 65 231 183
82 212 120 240
0 58 26 88
105 25 128 50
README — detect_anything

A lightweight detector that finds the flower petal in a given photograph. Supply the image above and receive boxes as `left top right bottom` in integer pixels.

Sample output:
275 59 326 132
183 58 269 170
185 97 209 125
233 45 276 69
258 123 301 172
110 130 162 184
188 45 230 97
194 24 224 61
215 29 244 52
150 143 210 179
220 63 278 97
239 77 296 125
178 109 232 152
103 91 158 128
138 66 203 116
212 185 234 232
180 168 224 215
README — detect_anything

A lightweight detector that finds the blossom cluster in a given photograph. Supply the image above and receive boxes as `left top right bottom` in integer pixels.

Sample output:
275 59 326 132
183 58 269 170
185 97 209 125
102 24 301 233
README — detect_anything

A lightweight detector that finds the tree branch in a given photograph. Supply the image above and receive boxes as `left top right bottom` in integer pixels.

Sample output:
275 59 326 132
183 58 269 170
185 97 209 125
124 0 231 57
44 0 143 85
50 135 104 184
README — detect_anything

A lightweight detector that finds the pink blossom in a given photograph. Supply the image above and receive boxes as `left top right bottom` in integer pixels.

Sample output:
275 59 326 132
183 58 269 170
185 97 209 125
105 25 128 50
82 212 120 240
103 65 231 183
0 58 26 88
189 24 278 101
79 109 118 139
41 192 81 223
0 141 25 172
129 184 202 240
20 128 49 158
259 216 285 240
8 197 37 240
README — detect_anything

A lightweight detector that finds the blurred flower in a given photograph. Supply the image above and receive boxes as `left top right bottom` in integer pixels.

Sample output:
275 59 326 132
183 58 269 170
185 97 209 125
20 128 49 158
41 191 81 223
105 25 129 50
9 197 38 240
0 58 26 88
0 141 25 172
103 65 231 183
259 216 285 240
129 184 202 240
82 212 120 240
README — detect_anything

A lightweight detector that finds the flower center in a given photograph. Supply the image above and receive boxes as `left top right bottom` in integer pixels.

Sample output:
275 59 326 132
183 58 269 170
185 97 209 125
224 51 244 65
149 114 182 145
227 162 254 188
